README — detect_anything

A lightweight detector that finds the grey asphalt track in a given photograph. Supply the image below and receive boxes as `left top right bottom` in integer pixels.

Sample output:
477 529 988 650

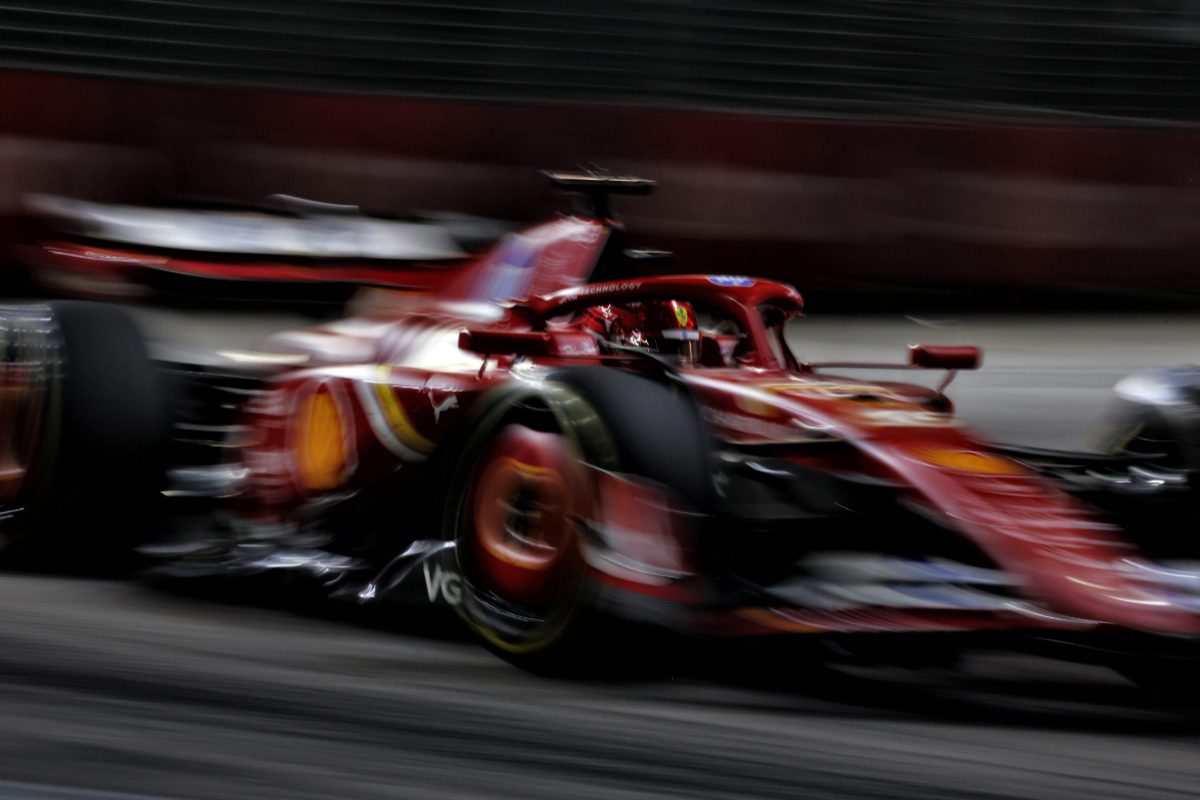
3 310 1200 799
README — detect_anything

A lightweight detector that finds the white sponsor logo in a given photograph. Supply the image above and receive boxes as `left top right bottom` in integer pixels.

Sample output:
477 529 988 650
428 390 460 424
423 563 462 605
572 281 642 297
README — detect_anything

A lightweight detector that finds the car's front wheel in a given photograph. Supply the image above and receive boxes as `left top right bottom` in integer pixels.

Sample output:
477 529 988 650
442 367 713 672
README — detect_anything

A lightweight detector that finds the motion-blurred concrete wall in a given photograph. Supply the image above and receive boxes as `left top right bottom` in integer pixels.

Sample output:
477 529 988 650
5 69 1200 296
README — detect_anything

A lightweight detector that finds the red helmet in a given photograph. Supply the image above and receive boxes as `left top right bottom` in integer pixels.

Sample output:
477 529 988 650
580 300 700 363
628 300 701 364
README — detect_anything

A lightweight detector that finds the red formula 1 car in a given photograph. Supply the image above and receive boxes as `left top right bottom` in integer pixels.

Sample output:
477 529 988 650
3 173 1200 680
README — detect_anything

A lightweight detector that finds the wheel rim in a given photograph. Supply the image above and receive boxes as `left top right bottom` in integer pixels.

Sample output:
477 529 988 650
467 425 583 609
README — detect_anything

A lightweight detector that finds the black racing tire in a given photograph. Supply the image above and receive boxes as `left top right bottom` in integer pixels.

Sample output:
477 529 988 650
1094 406 1189 467
1093 368 1200 472
443 367 711 673
0 302 172 568
547 365 715 512
442 389 603 672
0 306 62 556
1093 403 1200 537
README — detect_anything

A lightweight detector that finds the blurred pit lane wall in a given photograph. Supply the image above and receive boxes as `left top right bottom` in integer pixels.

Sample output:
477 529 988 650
5 63 1200 297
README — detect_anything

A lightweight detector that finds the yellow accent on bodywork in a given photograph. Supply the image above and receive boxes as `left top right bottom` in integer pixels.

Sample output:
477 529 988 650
910 447 1025 475
373 366 436 455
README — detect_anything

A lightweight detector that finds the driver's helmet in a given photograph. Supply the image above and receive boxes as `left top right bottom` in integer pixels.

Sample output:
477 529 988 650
581 300 701 363
631 299 701 364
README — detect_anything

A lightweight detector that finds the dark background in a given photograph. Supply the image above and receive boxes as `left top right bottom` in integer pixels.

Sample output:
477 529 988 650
5 1 1200 301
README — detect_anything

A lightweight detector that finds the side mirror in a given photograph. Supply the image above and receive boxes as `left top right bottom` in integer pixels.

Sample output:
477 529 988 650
459 329 550 357
909 344 981 370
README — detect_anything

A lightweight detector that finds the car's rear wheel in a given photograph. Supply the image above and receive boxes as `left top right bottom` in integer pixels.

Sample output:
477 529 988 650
0 306 62 554
0 302 171 567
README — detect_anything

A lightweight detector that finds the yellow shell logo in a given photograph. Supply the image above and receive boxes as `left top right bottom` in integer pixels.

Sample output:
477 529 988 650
911 447 1024 475
297 389 348 490
674 304 689 327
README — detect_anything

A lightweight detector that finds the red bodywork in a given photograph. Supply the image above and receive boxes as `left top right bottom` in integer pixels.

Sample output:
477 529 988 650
217 211 1200 641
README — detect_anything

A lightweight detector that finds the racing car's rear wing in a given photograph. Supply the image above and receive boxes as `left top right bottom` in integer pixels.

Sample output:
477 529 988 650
543 171 656 195
543 170 656 218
